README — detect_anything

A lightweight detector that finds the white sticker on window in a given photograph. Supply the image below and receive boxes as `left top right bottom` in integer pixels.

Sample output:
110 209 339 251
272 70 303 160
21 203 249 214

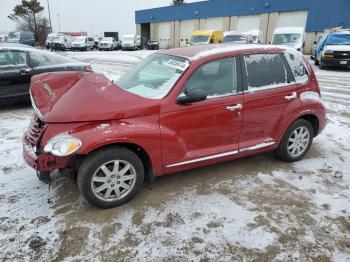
165 59 189 71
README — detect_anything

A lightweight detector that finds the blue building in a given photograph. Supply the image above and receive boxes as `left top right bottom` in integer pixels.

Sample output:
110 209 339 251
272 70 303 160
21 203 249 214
135 0 350 53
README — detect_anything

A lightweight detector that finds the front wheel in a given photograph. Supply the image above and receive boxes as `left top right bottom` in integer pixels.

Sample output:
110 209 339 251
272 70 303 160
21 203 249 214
276 119 314 162
77 147 144 208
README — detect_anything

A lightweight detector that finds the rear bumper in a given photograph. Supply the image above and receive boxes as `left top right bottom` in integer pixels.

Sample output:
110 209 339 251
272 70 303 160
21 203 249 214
23 137 73 171
321 57 350 67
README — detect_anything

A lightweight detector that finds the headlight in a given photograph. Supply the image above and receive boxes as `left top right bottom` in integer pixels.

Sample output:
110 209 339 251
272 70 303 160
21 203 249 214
44 134 82 157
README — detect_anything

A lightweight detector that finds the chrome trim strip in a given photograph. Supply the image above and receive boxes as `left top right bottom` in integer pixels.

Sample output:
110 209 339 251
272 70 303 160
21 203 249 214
239 141 276 153
166 141 276 168
166 150 239 168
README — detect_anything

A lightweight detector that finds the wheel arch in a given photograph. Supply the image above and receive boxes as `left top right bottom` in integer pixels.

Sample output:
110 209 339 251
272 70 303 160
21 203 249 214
77 142 156 182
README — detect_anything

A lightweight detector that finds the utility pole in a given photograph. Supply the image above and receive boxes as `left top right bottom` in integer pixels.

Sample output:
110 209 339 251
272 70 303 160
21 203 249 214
57 14 61 32
47 0 52 33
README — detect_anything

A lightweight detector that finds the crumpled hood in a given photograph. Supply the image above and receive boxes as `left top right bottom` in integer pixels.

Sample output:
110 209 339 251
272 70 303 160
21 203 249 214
30 72 161 123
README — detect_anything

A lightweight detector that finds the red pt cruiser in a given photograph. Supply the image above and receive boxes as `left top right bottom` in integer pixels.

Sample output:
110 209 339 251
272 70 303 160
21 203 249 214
23 45 326 208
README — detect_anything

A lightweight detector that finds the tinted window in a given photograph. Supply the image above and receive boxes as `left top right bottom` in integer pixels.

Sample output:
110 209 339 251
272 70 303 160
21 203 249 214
183 57 238 98
0 50 27 68
243 53 288 91
284 52 308 83
30 51 74 67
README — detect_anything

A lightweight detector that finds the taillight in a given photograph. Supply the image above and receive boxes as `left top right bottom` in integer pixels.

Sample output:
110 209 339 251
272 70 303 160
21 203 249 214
84 64 93 72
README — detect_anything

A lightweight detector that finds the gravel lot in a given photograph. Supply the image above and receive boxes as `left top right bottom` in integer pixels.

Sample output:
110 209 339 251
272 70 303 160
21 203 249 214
0 50 349 261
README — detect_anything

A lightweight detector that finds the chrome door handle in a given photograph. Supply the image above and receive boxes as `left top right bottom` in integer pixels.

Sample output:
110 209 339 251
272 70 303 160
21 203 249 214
226 104 243 111
285 92 297 100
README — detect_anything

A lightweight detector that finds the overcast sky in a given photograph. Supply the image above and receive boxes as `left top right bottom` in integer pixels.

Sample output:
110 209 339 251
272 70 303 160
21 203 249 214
0 0 199 36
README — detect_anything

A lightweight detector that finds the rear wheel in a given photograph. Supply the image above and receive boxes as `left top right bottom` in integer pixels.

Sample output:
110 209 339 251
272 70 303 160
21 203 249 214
77 147 144 208
276 119 314 162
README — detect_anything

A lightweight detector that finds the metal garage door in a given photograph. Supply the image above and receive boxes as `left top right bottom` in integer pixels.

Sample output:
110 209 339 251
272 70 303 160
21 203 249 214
180 20 195 47
158 22 171 49
277 10 308 28
236 15 261 32
205 17 224 30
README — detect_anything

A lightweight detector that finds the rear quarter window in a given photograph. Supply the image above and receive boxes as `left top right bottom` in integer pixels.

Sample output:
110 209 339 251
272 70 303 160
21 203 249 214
284 51 309 83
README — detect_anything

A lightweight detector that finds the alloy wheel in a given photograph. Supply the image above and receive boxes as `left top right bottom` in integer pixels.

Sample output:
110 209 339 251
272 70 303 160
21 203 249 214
287 126 310 158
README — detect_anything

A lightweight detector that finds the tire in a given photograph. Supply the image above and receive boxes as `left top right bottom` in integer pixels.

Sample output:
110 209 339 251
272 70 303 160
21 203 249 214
37 171 50 183
314 59 319 66
276 119 314 162
77 147 144 208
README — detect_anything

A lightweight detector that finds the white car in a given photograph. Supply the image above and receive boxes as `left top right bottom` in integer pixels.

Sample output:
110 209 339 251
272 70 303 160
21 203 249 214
98 37 119 51
51 35 73 51
71 36 95 51
272 27 305 52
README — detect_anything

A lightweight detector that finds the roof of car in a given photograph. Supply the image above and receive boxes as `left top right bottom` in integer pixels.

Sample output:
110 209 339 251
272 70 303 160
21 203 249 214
0 43 34 50
159 44 285 61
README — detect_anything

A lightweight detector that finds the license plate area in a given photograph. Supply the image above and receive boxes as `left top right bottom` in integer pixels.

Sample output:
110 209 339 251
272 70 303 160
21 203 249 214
340 61 348 65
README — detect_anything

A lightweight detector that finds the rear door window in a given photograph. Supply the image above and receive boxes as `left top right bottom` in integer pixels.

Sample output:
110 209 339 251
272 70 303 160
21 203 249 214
284 51 308 83
0 50 28 69
243 53 289 91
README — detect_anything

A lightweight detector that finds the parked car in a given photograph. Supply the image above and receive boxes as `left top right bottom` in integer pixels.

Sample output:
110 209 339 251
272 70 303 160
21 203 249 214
0 35 8 43
146 40 159 50
93 37 102 49
243 29 263 44
272 27 305 51
223 31 247 44
6 31 35 47
314 31 350 69
0 44 92 105
191 30 224 45
51 35 73 51
71 36 95 51
23 44 326 208
98 37 119 51
121 34 142 50
45 33 59 49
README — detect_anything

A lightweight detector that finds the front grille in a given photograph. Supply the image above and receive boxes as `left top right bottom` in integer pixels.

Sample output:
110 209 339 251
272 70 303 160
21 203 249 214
25 114 46 146
334 51 350 59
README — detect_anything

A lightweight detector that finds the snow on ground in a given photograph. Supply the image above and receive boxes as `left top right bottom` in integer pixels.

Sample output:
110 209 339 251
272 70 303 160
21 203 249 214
0 51 349 261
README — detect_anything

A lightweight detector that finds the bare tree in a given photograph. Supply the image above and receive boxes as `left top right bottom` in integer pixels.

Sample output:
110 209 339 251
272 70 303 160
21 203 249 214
8 0 50 45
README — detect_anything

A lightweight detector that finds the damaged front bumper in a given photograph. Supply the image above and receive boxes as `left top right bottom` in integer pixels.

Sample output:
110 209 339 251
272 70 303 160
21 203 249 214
23 138 73 172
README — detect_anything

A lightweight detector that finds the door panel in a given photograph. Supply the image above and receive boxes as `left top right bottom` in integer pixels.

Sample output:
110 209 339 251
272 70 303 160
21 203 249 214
0 50 32 103
240 53 299 149
161 56 243 170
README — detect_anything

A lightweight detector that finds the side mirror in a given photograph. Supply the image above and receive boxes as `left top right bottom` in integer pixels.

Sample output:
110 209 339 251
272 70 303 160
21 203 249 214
176 88 207 104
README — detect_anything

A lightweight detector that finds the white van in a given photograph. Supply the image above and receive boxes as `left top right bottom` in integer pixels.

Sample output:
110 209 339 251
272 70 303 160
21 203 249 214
121 35 142 51
243 29 263 44
272 27 305 51
71 36 95 51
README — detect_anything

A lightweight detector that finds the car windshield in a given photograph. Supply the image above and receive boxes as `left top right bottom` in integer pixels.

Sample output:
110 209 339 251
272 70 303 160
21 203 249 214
102 37 113 42
272 33 302 44
191 35 210 44
117 53 189 99
52 36 65 41
8 32 20 40
326 34 350 45
74 37 86 42
122 36 134 42
224 35 246 43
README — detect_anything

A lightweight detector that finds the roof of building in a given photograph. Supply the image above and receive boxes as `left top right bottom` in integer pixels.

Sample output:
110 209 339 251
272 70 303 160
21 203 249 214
159 43 285 60
135 0 350 32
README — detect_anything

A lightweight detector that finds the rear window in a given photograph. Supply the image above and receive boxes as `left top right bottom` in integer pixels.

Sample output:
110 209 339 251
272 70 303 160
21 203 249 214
0 50 27 68
284 51 308 83
243 53 288 91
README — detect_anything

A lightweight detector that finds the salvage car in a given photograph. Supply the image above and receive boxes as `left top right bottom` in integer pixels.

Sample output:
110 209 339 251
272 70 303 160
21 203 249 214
23 44 326 208
0 44 92 105
50 35 73 51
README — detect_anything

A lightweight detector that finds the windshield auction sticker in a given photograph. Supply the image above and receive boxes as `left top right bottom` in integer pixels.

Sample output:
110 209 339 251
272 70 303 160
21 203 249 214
165 59 189 71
